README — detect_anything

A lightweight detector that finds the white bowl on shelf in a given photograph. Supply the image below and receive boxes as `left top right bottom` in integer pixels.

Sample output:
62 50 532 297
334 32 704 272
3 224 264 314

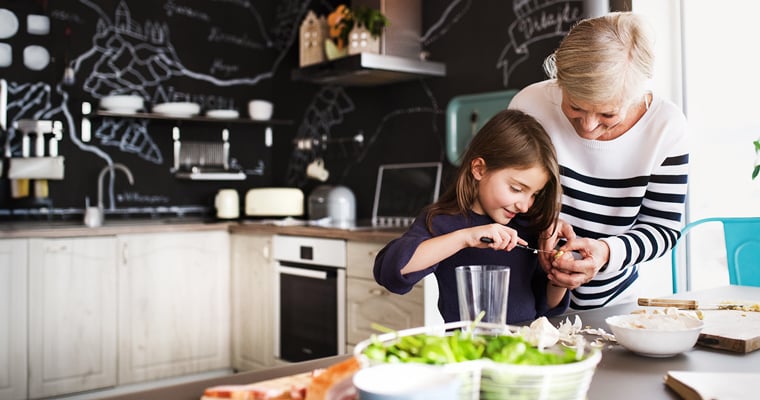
152 102 200 117
100 95 144 113
248 100 273 120
606 313 704 357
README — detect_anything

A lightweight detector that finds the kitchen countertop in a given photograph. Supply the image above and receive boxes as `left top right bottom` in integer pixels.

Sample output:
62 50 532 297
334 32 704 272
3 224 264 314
0 217 405 242
98 285 760 400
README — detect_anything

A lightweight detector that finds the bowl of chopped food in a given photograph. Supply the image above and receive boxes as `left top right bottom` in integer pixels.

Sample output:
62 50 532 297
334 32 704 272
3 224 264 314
605 308 705 358
354 320 601 400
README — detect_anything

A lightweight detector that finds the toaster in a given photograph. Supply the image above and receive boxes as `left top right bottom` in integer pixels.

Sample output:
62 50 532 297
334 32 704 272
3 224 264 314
245 187 304 217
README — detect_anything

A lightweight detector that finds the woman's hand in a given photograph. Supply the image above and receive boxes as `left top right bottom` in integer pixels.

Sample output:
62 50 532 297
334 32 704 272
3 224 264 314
546 237 610 289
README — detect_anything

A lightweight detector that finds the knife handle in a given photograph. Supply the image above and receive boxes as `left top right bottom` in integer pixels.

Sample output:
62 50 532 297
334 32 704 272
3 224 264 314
637 298 698 309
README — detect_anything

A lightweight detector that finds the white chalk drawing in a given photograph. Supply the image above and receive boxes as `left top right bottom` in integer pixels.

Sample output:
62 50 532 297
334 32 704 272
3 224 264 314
497 0 582 87
421 0 472 46
2 0 312 216
286 86 355 187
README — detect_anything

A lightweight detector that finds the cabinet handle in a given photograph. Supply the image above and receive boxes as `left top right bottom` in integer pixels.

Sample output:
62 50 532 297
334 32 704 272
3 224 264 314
121 243 128 265
369 288 386 296
45 244 68 252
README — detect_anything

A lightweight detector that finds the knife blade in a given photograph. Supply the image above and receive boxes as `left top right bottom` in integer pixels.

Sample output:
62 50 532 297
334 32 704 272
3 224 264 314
638 297 760 311
479 236 554 254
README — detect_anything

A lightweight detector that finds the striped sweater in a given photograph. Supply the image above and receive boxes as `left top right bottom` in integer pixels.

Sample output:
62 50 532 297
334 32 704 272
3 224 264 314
509 80 689 309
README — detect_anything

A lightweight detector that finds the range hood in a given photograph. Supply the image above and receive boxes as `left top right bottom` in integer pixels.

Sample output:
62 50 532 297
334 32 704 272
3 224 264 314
291 53 446 86
292 0 446 86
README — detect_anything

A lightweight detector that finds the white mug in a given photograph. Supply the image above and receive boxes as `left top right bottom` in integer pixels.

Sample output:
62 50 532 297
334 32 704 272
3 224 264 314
215 189 239 219
248 100 273 120
306 158 329 182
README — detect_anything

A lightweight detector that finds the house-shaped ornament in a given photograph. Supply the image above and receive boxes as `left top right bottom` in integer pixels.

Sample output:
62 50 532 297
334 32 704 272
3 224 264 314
299 10 327 67
348 24 380 55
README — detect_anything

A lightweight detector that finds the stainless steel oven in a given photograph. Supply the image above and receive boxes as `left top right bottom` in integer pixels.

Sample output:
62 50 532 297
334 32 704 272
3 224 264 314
272 234 346 362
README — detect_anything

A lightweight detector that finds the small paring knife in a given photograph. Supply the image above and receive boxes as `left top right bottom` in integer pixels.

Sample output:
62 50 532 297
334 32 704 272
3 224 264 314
479 236 554 254
638 297 760 311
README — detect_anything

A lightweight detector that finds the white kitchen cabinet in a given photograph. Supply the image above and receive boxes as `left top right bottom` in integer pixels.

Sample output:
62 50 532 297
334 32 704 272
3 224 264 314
345 240 425 346
230 233 275 371
0 239 28 400
117 230 230 384
28 237 118 399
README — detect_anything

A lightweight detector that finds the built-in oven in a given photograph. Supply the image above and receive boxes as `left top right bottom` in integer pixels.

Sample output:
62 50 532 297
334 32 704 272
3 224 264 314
272 234 346 362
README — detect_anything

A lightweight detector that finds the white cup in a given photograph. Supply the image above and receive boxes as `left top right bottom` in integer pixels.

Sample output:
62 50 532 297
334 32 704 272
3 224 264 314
248 100 273 120
306 158 329 182
455 265 510 325
215 189 239 219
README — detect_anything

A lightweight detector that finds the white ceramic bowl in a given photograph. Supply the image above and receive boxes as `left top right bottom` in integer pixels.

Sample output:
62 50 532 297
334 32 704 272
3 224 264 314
152 102 200 117
353 363 460 400
605 314 704 357
100 95 144 113
248 99 273 120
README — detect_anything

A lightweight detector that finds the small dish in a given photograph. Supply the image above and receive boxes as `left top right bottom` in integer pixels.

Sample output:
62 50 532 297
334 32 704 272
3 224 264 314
606 312 704 357
152 102 200 117
206 109 239 119
100 95 144 113
248 100 273 120
23 45 49 71
0 9 19 39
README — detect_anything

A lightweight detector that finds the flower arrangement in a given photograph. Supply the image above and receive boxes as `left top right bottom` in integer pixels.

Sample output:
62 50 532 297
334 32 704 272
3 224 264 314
326 4 389 50
753 138 760 180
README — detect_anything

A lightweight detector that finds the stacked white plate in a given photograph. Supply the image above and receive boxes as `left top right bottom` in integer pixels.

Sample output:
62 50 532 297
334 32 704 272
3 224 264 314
152 102 200 117
206 109 239 119
100 95 144 113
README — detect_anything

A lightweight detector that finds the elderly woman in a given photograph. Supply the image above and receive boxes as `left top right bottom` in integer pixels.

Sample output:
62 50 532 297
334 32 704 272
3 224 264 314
509 12 689 310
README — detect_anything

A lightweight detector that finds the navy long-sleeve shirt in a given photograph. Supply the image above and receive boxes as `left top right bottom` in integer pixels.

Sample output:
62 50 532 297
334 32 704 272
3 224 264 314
373 210 569 324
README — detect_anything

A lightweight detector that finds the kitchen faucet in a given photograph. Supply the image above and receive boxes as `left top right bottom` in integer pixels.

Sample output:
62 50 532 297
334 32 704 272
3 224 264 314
84 163 134 227
97 163 134 210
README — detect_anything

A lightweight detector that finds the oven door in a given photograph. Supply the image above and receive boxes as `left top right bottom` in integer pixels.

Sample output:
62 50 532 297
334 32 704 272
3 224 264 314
275 262 345 362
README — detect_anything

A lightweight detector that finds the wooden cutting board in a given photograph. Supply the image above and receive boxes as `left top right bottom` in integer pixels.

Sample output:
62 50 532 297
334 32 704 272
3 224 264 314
697 309 760 353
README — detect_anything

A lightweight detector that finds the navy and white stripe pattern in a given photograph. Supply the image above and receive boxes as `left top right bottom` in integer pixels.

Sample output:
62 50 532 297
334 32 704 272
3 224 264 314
509 80 690 309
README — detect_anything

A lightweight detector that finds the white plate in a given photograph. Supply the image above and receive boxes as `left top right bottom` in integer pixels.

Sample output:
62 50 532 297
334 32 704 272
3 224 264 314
101 95 144 113
206 109 239 119
152 102 200 117
0 9 19 39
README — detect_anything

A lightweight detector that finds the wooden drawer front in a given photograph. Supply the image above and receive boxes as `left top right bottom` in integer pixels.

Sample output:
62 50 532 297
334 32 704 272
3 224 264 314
346 241 386 280
346 278 424 345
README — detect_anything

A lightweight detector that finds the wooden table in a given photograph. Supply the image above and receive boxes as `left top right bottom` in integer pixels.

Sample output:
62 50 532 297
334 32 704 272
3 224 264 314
102 285 760 400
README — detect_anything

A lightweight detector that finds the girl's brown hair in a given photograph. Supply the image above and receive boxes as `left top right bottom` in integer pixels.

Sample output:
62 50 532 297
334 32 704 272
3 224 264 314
426 108 561 236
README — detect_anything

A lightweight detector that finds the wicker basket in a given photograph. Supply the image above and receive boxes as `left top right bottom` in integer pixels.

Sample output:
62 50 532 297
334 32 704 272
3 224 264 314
353 321 601 400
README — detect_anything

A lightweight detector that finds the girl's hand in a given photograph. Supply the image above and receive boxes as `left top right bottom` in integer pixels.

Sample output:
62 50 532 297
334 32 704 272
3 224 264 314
471 223 526 252
537 219 576 274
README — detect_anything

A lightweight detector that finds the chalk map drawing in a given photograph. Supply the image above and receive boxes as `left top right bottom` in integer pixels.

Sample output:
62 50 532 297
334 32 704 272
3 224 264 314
3 0 309 215
497 0 582 87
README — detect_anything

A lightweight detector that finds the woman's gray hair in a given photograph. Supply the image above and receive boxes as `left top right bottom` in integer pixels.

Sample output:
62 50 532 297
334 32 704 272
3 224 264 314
543 12 655 107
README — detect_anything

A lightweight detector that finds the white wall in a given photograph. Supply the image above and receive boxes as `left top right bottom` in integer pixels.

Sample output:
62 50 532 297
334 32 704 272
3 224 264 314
635 0 760 293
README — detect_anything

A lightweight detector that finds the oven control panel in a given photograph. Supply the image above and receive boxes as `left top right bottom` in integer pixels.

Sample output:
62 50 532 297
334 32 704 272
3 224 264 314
272 234 346 267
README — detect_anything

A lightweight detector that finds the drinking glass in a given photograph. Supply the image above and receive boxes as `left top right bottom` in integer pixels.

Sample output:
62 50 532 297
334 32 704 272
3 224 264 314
455 265 510 325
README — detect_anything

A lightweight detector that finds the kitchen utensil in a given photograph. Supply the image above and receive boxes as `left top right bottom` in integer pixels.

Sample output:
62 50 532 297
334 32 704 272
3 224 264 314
307 184 333 220
353 364 460 400
326 185 355 227
245 187 304 217
100 95 144 113
479 236 552 254
638 298 760 311
153 102 200 117
306 157 329 181
455 265 510 325
215 189 239 219
206 109 239 119
605 313 704 358
248 100 273 120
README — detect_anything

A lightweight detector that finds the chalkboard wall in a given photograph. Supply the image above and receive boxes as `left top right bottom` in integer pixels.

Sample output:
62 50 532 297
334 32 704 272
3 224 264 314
0 0 590 221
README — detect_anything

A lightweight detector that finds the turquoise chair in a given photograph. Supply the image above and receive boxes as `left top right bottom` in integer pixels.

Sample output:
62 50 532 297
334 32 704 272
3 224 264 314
671 217 760 293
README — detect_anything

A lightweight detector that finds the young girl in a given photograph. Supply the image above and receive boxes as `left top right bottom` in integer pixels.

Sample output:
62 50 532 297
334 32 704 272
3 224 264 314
373 109 567 324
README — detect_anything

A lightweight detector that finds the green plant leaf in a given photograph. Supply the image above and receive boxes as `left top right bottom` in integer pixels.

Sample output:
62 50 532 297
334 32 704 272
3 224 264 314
754 139 760 152
753 165 760 180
